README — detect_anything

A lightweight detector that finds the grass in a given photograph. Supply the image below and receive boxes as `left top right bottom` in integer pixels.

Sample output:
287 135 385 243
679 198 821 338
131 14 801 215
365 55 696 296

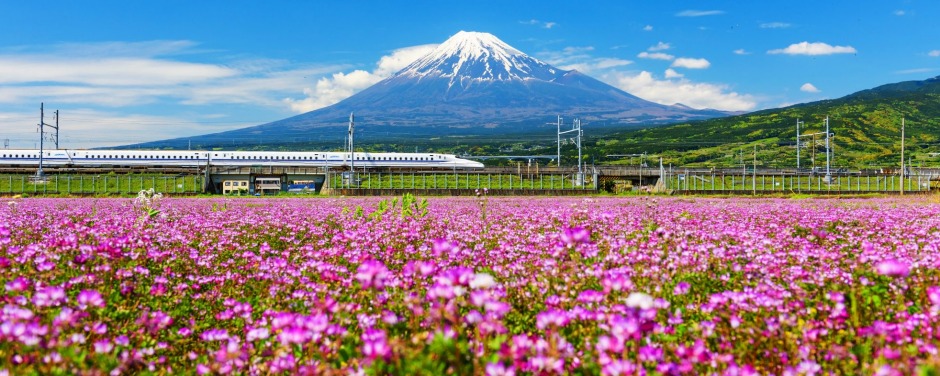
0 174 204 196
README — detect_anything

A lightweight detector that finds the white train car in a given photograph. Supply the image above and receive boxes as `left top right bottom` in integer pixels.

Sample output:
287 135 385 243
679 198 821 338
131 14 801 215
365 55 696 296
0 149 483 169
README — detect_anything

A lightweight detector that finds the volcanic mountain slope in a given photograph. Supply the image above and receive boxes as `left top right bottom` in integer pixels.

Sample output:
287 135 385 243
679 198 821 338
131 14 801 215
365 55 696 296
136 31 733 149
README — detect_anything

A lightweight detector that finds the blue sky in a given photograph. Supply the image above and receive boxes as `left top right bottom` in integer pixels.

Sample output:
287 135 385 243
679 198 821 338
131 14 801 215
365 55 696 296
0 0 937 148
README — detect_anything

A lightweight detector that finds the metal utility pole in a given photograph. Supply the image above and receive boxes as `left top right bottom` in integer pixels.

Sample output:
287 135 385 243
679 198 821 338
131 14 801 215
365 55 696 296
556 115 562 167
559 118 583 185
348 112 355 188
825 116 831 183
900 117 905 195
577 119 583 184
36 103 47 178
796 118 804 170
752 144 757 195
50 110 60 149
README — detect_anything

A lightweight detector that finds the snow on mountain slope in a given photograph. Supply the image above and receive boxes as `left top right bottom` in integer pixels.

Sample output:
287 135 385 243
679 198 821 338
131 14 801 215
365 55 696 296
398 31 560 83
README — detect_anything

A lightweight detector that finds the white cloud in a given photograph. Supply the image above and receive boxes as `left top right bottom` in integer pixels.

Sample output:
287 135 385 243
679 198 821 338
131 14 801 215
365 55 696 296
664 69 683 78
282 70 380 113
928 50 940 57
671 57 711 69
637 52 675 60
648 42 671 51
643 25 653 31
520 19 557 29
0 109 255 149
0 39 441 118
894 68 936 74
0 56 237 86
563 46 595 54
593 58 633 69
0 40 358 112
733 49 750 55
283 44 438 113
894 10 905 16
676 10 725 17
768 42 857 56
538 46 631 74
608 71 755 111
760 22 791 29
373 44 439 76
800 83 820 93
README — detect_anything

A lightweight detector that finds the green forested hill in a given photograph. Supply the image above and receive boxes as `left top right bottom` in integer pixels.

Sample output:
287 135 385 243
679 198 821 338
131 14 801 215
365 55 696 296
594 76 940 169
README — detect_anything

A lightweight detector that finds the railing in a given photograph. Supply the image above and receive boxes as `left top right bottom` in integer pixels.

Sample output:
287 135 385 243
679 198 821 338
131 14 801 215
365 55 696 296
326 171 597 192
0 175 205 196
665 172 934 194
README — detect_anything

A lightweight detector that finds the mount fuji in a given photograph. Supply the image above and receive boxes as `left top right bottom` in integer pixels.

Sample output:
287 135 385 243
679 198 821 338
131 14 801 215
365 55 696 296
137 31 735 148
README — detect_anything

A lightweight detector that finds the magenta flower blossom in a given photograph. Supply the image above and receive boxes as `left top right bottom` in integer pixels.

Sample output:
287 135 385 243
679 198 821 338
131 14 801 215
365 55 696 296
200 329 230 342
485 362 515 376
246 327 269 342
4 277 30 292
93 339 113 354
875 259 910 277
928 286 940 306
673 282 691 296
361 328 390 360
535 309 569 330
560 226 591 246
355 260 390 290
76 290 104 310
32 286 66 307
432 238 459 256
577 290 605 304
277 326 310 345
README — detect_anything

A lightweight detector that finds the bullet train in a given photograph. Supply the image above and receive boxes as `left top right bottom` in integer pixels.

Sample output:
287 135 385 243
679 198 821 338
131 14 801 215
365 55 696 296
0 149 484 169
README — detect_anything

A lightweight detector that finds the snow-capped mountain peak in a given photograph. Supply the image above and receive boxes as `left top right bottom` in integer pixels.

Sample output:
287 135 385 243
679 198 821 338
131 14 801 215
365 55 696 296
397 31 559 83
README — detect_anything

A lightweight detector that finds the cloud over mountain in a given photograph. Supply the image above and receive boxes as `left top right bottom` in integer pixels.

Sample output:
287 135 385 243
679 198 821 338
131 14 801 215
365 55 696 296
768 42 857 56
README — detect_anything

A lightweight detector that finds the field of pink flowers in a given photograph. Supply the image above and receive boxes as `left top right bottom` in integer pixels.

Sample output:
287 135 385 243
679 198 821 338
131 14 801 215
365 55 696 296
1 195 940 375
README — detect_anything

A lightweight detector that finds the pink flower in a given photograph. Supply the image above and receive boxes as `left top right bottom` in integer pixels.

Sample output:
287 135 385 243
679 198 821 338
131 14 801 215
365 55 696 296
361 328 390 360
93 339 113 354
577 290 605 304
535 309 569 330
33 286 66 307
928 286 940 305
200 329 230 341
77 290 104 310
277 326 310 345
355 260 390 290
875 259 910 277
246 327 269 342
673 282 691 296
560 227 591 246
5 277 30 292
